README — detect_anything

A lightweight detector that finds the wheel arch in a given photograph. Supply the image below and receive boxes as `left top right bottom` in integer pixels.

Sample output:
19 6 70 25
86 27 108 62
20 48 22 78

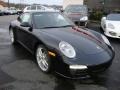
33 40 48 55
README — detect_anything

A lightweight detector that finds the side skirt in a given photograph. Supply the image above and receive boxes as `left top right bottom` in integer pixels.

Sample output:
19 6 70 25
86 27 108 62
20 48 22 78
17 40 34 55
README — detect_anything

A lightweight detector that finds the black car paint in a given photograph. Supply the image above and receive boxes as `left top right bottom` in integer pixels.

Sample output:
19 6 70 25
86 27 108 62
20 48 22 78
39 27 113 63
10 12 114 78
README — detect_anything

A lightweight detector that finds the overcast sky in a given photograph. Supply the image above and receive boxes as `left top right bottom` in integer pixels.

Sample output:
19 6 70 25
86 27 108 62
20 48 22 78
5 0 63 5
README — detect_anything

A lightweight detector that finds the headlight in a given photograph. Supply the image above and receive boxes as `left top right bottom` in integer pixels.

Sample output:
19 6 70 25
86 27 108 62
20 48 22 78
101 35 111 46
108 23 115 29
59 41 76 58
80 16 88 21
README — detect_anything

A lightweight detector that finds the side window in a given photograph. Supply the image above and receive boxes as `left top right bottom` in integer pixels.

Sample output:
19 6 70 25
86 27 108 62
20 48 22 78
37 6 42 10
27 6 31 10
21 13 31 23
31 6 36 10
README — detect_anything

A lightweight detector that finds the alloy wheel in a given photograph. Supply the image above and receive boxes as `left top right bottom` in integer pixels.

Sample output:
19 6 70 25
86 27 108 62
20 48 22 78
36 47 49 72
9 29 14 43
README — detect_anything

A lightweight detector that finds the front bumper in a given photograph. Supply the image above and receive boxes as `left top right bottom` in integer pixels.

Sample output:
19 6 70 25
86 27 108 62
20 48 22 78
69 17 88 26
57 60 112 79
104 29 120 38
53 50 114 79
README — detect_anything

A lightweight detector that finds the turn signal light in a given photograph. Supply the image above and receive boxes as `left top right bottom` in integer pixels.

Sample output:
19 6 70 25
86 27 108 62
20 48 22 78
48 51 56 57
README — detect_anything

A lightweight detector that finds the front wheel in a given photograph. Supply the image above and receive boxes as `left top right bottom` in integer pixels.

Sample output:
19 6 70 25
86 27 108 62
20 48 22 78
36 45 52 73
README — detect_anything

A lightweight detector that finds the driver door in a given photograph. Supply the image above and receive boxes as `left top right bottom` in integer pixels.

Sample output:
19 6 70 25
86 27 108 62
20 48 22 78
18 13 33 51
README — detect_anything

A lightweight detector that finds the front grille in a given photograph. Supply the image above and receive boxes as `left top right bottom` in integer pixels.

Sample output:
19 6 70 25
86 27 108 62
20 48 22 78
88 62 111 73
75 69 88 75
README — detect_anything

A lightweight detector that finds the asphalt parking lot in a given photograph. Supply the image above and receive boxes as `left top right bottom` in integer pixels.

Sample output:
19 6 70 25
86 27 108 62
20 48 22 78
0 15 120 90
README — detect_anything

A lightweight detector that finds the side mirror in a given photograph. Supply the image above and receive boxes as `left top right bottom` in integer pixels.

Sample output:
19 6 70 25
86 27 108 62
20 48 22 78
102 17 106 20
20 22 31 27
20 22 33 32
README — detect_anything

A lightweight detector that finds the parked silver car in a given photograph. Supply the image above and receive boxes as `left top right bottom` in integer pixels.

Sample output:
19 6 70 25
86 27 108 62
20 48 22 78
4 7 17 15
64 5 88 27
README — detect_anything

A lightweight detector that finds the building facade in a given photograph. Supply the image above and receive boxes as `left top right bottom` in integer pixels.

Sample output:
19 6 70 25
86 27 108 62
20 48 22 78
63 0 83 9
0 0 7 9
85 0 120 12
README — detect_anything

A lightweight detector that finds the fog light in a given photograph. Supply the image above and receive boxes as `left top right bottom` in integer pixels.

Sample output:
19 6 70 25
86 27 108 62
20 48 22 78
69 65 87 70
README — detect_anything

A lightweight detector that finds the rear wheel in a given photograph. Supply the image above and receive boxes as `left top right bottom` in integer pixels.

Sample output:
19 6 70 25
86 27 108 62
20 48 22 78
36 45 52 73
9 28 17 44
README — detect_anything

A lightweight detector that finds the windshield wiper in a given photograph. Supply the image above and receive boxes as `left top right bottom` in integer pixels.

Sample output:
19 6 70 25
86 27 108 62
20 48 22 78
41 25 74 29
41 26 60 29
58 25 74 27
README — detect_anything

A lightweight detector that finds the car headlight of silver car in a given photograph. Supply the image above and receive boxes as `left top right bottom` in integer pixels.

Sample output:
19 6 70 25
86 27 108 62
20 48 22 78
101 35 111 46
59 41 76 58
80 16 88 21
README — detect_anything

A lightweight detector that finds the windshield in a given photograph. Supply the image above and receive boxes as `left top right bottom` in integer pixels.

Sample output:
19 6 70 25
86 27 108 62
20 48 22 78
65 5 88 13
107 14 120 21
33 12 74 29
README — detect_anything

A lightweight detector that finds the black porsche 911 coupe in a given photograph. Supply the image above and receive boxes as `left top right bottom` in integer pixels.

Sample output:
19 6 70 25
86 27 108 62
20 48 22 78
9 11 114 78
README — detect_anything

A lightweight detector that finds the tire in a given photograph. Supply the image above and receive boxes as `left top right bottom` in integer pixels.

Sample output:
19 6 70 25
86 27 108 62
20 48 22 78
9 28 17 44
36 45 52 73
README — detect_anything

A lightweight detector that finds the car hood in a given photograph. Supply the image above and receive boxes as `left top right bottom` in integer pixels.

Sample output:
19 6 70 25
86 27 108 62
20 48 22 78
37 27 113 65
106 20 120 32
42 27 108 54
